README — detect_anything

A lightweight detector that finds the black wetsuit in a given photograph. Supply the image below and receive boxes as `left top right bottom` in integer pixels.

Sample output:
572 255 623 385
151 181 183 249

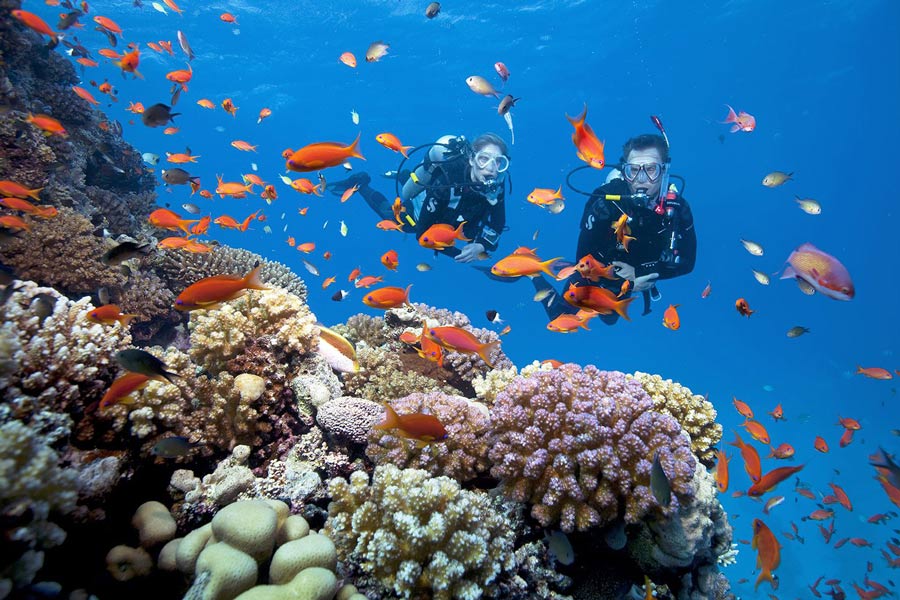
535 178 696 324
348 154 506 258
411 156 506 257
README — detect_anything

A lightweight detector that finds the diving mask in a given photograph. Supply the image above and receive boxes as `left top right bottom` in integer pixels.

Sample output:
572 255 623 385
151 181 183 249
622 161 664 183
473 151 510 173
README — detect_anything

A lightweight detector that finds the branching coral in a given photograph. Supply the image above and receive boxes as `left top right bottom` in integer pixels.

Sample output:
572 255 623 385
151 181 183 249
366 392 492 483
118 270 182 343
0 281 131 411
334 313 391 348
324 465 517 600
0 208 126 295
341 344 456 401
489 365 697 532
473 364 518 405
188 287 317 374
626 372 723 464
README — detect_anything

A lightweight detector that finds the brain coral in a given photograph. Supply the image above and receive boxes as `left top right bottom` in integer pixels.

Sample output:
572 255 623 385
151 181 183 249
366 392 492 483
324 465 516 600
489 365 697 532
626 371 722 464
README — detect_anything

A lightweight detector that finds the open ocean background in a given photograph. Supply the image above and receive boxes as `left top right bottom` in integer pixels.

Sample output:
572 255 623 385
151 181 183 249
28 0 900 594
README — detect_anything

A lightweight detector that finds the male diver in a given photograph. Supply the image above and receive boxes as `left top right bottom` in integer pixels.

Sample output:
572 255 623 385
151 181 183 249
330 133 510 263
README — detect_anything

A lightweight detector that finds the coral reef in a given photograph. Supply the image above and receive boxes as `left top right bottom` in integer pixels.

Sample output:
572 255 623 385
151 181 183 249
341 344 457 401
472 364 518 404
0 420 79 594
150 246 308 302
315 397 384 446
489 365 697 532
324 465 517 600
0 208 126 296
334 313 392 348
366 392 492 483
117 271 181 344
188 287 317 375
0 280 131 411
627 372 722 464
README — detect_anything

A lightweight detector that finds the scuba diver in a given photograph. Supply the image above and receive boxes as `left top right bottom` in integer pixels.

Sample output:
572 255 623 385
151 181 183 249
534 118 697 325
329 133 510 263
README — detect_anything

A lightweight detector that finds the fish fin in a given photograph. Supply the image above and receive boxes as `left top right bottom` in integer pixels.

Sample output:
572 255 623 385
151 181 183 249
779 266 796 280
613 296 635 321
375 403 400 431
730 124 740 133
477 340 501 368
243 264 269 291
349 132 365 160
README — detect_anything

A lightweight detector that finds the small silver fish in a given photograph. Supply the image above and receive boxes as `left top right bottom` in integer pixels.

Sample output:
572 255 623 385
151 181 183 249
342 161 353 171
762 171 793 187
98 286 110 305
739 238 764 256
340 221 348 237
751 269 770 285
302 259 319 276
533 288 553 302
182 202 200 215
416 263 431 272
650 451 671 507
279 174 292 185
786 326 810 338
350 110 359 125
142 152 160 165
546 199 565 214
796 278 816 295
533 229 539 240
795 196 821 215
151 2 167 14
177 30 194 61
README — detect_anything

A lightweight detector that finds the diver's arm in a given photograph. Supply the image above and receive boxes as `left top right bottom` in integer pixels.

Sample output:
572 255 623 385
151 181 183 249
655 197 697 281
400 134 458 202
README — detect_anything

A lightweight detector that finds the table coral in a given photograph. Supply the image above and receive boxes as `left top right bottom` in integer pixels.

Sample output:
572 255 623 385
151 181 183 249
0 281 131 410
324 465 516 600
489 365 697 532
627 371 723 464
366 392 492 483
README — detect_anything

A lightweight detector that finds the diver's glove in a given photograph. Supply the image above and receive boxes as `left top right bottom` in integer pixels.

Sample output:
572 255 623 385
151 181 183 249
328 172 371 196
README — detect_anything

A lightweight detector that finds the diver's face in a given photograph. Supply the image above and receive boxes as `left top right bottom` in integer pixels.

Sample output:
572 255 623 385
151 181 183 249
469 143 504 183
624 148 663 200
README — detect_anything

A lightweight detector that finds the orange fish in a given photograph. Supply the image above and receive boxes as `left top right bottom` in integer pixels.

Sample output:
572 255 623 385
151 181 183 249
257 107 271 123
751 519 781 591
231 140 257 152
729 431 761 483
376 219 404 232
11 9 57 36
166 150 200 164
837 416 861 430
72 86 100 106
354 275 383 289
715 450 729 493
828 483 852 511
767 443 795 460
722 104 756 133
362 285 412 310
566 104 605 169
546 310 596 333
183 241 212 253
0 197 42 214
735 297 754 316
220 12 237 23
732 397 753 419
391 197 406 224
261 184 278 201
375 132 414 157
662 304 680 330
563 283 634 321
424 326 500 368
190 215 211 236
375 403 447 442
322 251 332 260
339 51 357 68
175 265 268 311
25 113 67 137
158 237 191 250
149 208 197 235
221 98 238 116
419 221 470 249
573 253 616 281
611 213 636 251
197 98 215 110
768 404 784 421
126 101 144 114
99 372 150 411
417 324 444 366
286 134 365 172
321 276 336 290
747 465 805 497
98 48 121 59
147 42 163 53
340 184 359 203
163 127 179 135
296 242 316 253
163 0 183 15
93 15 122 35
839 428 854 448
617 279 632 298
86 304 138 326
165 63 192 89
856 366 892 380
347 267 361 282
215 175 253 198
290 178 322 196
814 436 829 453
115 44 142 78
742 419 770 445
0 215 31 232
76 58 99 67
381 249 399 271
491 253 560 278
805 508 834 521
527 186 564 206
158 40 174 55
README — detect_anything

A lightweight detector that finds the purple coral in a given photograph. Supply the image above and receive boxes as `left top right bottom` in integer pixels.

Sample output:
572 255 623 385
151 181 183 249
489 364 696 532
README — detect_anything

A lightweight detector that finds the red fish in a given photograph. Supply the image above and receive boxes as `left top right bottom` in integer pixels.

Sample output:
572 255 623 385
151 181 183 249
424 326 500 367
700 280 711 298
174 265 269 311
752 519 780 590
100 372 150 410
380 249 399 271
564 283 634 321
828 483 852 511
11 9 57 36
768 404 784 421
856 366 892 380
575 254 617 281
375 403 447 442
494 61 509 82
662 304 680 330
747 465 805 497
565 105 605 170
742 419 771 445
729 431 761 483
715 450 729 493
732 397 754 419
87 304 138 326
722 104 756 133
814 436 829 453
780 242 854 301
838 428 854 448
735 297 754 316
767 443 795 460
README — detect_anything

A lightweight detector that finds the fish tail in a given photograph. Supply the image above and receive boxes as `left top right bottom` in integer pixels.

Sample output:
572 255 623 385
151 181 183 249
477 340 501 368
375 403 400 431
613 296 635 321
403 284 412 306
243 264 269 291
723 104 737 123
455 221 471 241
401 145 414 158
349 132 365 160
754 568 774 591
540 257 563 278
27 187 44 201
565 103 587 127
177 219 198 235
119 313 139 327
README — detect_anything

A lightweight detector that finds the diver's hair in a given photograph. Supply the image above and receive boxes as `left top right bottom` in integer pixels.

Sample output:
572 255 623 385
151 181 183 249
620 134 669 164
472 133 510 159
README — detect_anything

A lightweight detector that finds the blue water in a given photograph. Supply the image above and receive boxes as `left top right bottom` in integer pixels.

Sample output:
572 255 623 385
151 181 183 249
38 0 900 594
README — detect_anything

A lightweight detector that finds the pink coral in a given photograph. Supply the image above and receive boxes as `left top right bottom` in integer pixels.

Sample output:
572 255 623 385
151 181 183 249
489 365 696 532
366 391 492 482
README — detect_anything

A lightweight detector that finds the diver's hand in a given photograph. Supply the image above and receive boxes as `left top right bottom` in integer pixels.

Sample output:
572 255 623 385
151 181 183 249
633 273 659 292
611 261 635 281
455 242 485 263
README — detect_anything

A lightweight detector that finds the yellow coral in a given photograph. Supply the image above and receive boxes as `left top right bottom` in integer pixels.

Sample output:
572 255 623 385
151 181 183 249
627 371 722 463
472 364 517 405
189 288 317 373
